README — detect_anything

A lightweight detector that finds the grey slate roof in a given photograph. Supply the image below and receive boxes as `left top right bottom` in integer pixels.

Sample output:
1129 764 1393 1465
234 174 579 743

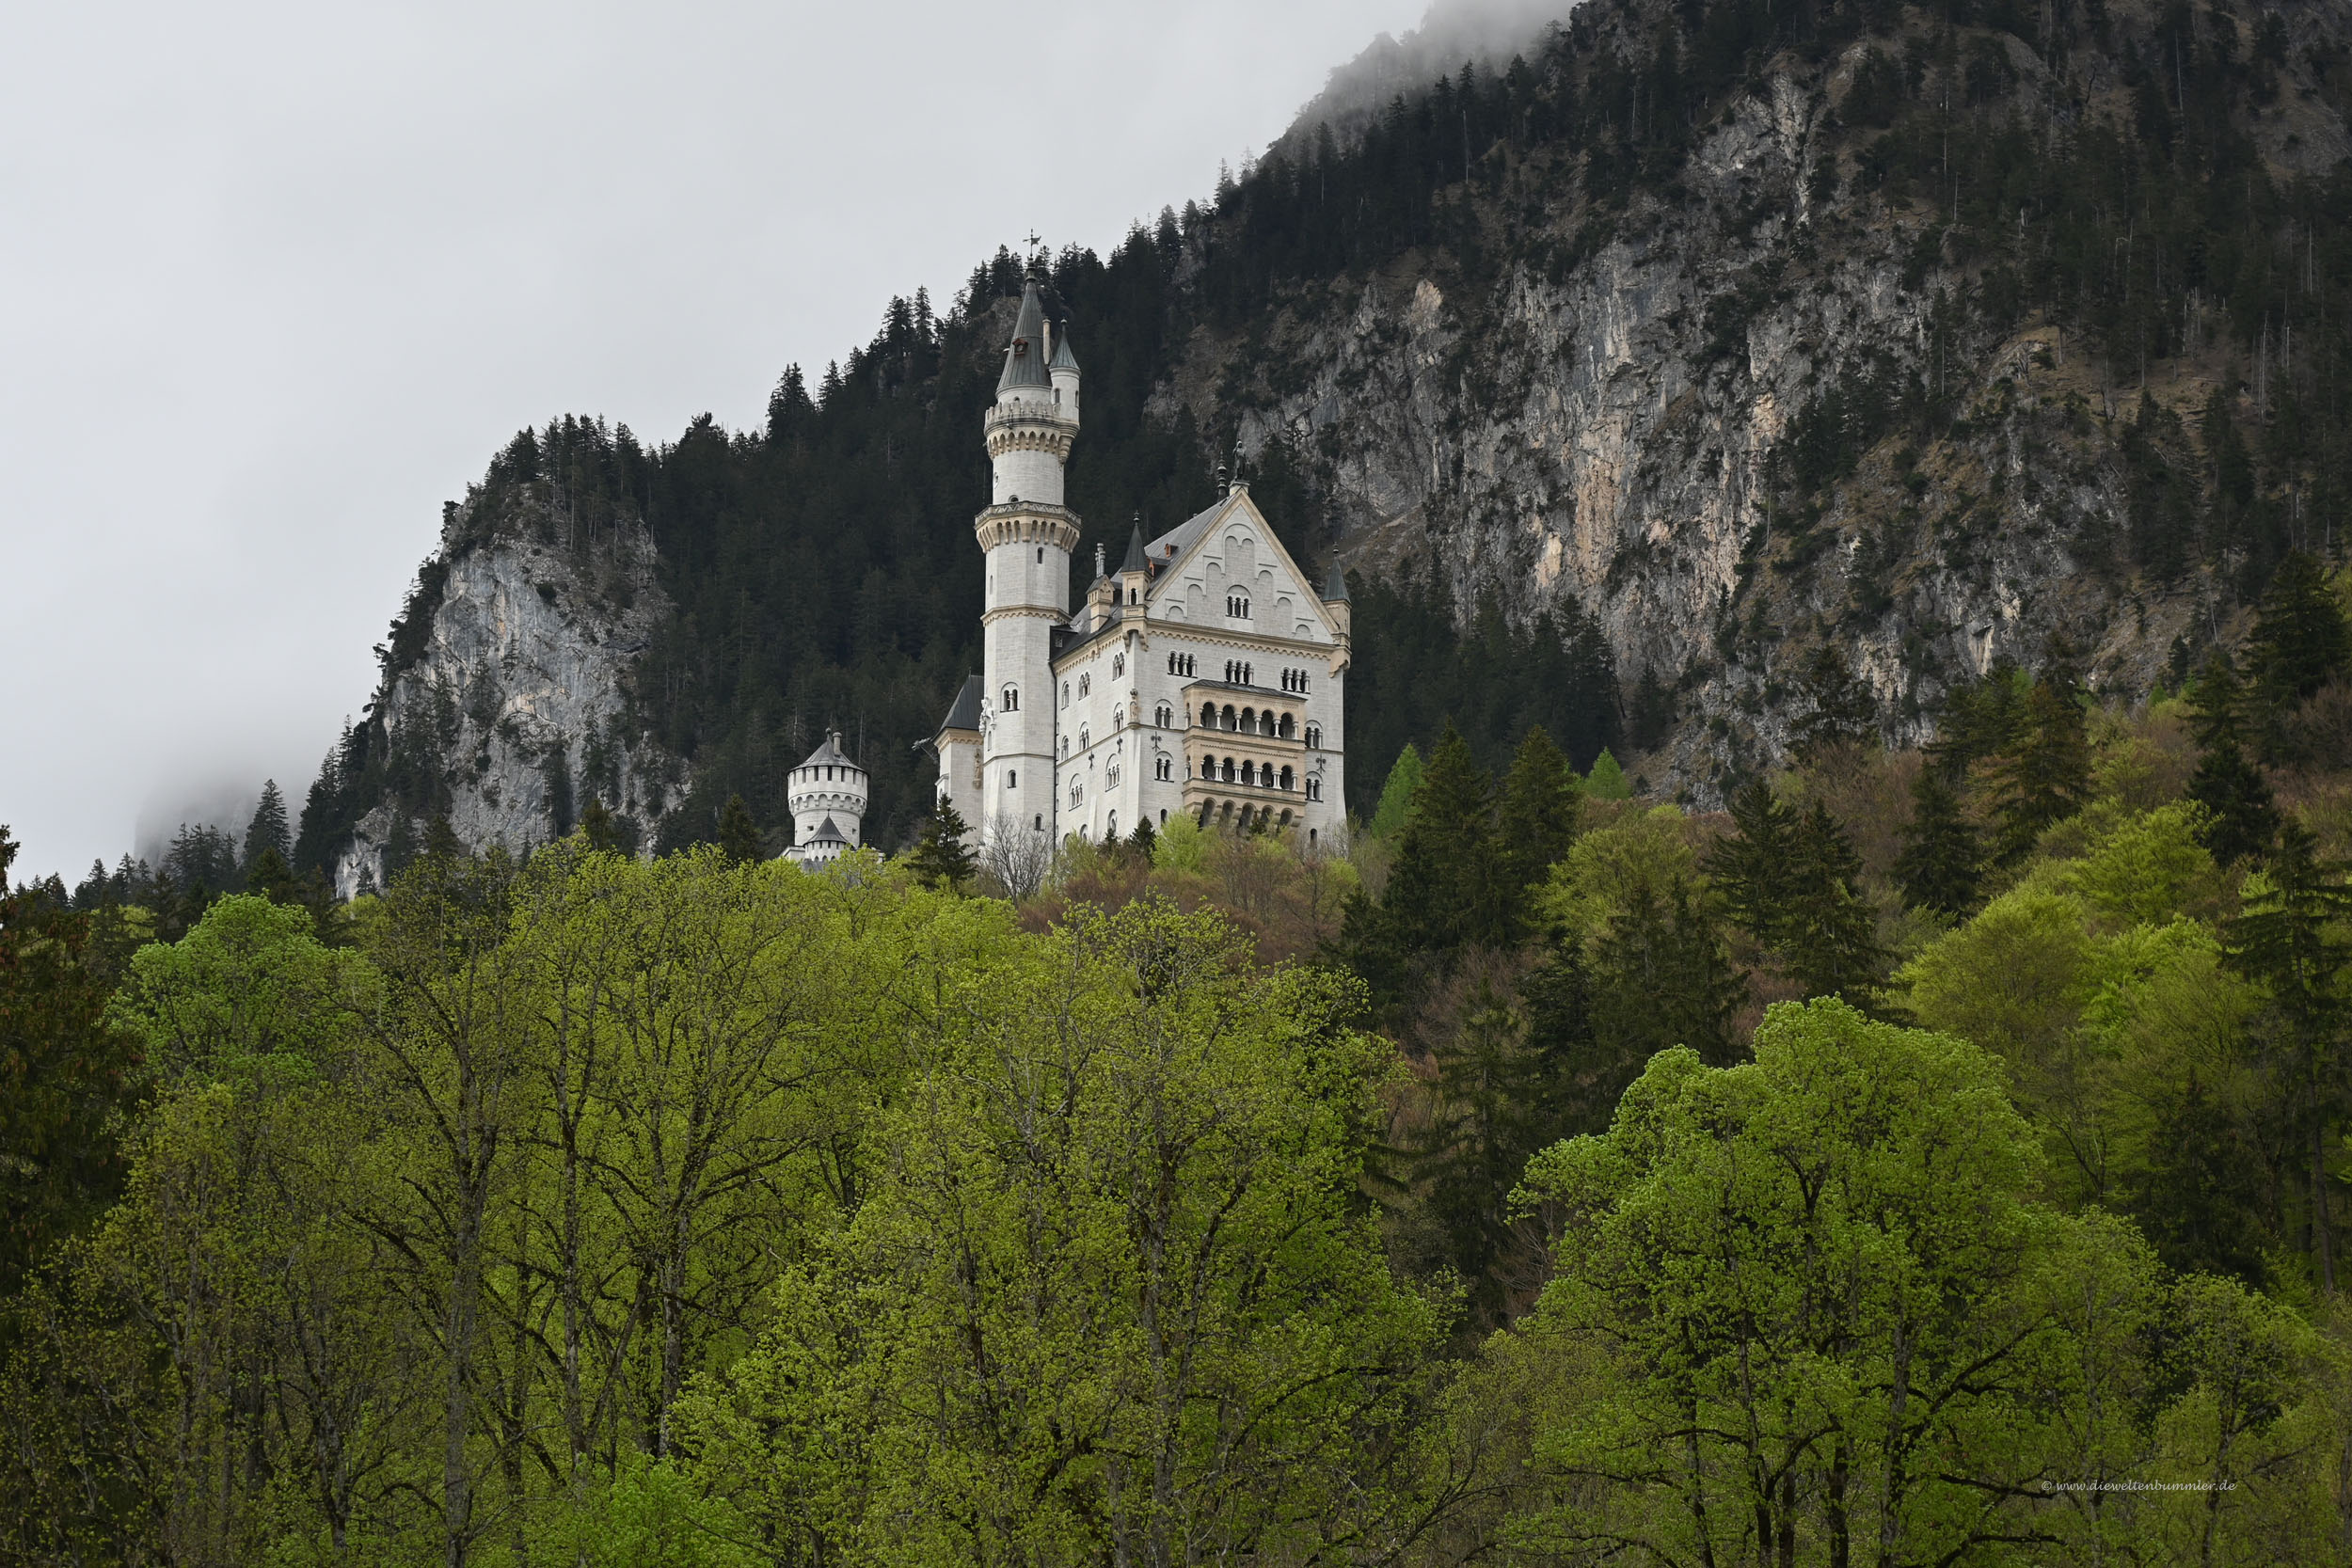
1324 562 1350 601
1119 523 1148 575
936 673 982 736
996 278 1052 394
1142 493 1232 569
1049 328 1079 372
806 816 849 846
800 730 855 769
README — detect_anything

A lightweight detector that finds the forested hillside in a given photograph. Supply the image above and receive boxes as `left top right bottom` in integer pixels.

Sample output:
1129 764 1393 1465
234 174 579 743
278 0 2352 880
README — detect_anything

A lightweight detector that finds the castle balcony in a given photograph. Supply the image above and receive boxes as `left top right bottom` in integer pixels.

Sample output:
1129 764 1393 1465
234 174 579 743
973 499 1082 551
982 401 1077 451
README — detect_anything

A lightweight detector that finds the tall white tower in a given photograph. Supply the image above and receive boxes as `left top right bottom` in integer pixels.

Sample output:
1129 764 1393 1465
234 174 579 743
976 271 1080 846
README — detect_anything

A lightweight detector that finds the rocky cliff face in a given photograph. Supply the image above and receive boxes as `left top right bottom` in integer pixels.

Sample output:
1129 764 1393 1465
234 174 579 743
1166 0 2348 799
334 490 686 896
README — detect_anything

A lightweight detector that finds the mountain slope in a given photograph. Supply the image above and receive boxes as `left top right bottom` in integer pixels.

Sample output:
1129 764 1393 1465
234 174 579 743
295 0 2352 876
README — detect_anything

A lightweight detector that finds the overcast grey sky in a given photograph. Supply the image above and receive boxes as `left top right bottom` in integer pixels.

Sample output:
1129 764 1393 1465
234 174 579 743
0 0 1566 882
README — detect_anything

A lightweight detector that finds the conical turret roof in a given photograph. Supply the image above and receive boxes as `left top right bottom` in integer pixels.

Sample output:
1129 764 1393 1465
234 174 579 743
996 276 1052 394
799 729 856 769
1049 327 1079 372
1323 562 1350 601
1119 523 1147 574
807 816 848 846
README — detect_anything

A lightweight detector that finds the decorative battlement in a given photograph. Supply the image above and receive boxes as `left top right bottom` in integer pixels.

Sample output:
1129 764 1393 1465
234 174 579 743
983 402 1077 461
974 500 1083 553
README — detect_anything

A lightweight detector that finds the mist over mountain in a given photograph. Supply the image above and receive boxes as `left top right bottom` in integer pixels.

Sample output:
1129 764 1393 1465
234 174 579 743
1273 0 1577 157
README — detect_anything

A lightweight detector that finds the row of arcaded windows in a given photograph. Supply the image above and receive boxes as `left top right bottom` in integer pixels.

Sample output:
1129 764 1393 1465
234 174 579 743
1199 755 1297 791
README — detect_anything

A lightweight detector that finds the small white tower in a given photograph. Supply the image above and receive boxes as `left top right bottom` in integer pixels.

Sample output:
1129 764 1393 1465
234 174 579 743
976 270 1080 849
786 730 867 866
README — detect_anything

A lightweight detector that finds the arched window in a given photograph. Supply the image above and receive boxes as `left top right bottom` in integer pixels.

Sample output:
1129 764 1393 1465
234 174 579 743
1059 736 1069 759
1219 756 1235 783
1279 714 1295 739
1240 706 1255 732
1279 765 1295 790
1200 755 1216 780
1079 673 1090 697
1243 663 1253 685
1001 685 1019 712
1306 777 1322 801
1199 703 1215 728
1008 769 1017 789
1079 727 1090 752
1112 654 1125 679
1305 723 1323 749
1155 754 1172 781
1153 703 1171 727
1220 705 1236 730
1036 546 1043 563
1061 683 1070 708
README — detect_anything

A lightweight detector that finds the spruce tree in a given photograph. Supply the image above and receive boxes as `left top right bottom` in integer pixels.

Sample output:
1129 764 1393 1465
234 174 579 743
1494 726 1580 910
1379 722 1507 955
2248 551 2350 717
1792 645 1875 755
242 780 291 877
905 801 978 890
1126 815 1158 863
2186 652 2280 865
1585 879 1742 1067
2224 825 2352 1290
717 795 765 866
1707 780 1799 941
1894 764 1981 915
1779 803 1886 1005
244 846 303 905
1991 673 2090 860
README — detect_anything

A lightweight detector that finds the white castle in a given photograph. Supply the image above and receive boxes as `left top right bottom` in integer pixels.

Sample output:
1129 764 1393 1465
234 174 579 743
927 270 1350 856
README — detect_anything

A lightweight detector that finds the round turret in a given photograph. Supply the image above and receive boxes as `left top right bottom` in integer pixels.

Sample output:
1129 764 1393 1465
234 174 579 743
787 730 867 863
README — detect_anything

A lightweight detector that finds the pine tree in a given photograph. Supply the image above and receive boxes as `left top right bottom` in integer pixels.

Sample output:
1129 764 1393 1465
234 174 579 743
1126 815 1158 863
905 801 977 890
2186 652 2280 865
1369 744 1424 840
244 846 303 905
1494 726 1580 911
717 796 765 866
1894 764 1981 915
1585 879 1741 1067
242 780 291 877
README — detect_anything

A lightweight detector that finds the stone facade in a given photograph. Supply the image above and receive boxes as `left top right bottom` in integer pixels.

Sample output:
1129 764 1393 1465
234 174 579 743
937 275 1350 857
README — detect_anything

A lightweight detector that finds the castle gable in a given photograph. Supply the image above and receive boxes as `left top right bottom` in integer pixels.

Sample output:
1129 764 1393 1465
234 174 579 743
1148 490 1332 643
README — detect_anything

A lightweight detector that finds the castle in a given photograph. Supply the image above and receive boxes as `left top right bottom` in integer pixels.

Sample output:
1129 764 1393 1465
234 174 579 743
786 270 1349 865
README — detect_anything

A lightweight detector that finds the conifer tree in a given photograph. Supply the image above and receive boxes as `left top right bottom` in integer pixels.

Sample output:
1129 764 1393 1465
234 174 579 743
1894 764 1980 915
1707 781 1799 940
1126 815 1157 863
1779 803 1886 1005
2248 551 2350 720
716 796 764 866
1582 749 1633 800
1379 723 1508 954
1585 879 1741 1066
1495 726 1580 909
905 801 977 890
242 780 291 877
244 846 303 905
1990 673 2090 860
580 798 625 854
2225 824 2352 1289
1369 744 1424 840
2186 652 2280 865
1792 645 1875 755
